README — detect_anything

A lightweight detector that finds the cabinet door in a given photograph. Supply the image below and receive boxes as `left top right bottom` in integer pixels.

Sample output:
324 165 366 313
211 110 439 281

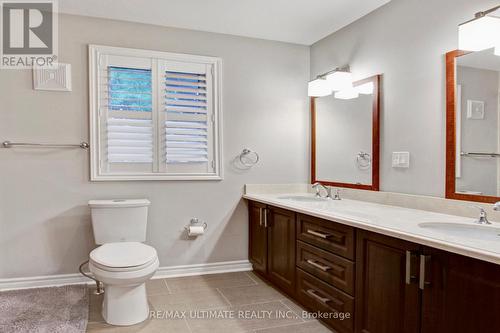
267 206 296 295
355 230 421 333
421 248 500 333
248 201 267 275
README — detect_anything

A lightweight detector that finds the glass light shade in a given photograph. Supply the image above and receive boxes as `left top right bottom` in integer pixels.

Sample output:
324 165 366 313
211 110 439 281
459 16 500 51
308 78 331 97
355 82 374 95
334 88 359 100
326 71 353 91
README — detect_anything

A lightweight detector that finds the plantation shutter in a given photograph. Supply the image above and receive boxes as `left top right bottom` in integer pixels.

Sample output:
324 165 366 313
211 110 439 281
158 60 215 174
98 55 155 174
90 45 221 180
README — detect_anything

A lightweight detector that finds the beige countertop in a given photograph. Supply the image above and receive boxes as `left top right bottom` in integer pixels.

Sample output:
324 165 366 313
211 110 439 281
244 192 500 265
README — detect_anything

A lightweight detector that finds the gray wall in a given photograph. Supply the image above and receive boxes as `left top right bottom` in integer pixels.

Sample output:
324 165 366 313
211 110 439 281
456 66 499 196
310 0 500 196
0 14 310 278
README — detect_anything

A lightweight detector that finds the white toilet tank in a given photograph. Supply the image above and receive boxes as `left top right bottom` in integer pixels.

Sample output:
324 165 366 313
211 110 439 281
88 199 150 245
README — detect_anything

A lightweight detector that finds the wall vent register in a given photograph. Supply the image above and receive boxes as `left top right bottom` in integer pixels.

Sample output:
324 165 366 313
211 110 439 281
89 45 222 181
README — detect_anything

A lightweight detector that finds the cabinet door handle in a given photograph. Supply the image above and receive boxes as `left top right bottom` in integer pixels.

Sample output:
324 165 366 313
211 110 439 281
306 289 330 304
259 208 263 227
306 259 331 272
306 229 331 239
419 254 431 290
263 208 268 228
405 251 418 284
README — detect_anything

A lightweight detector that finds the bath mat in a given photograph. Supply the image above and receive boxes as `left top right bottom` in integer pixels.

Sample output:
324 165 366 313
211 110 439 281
0 284 88 333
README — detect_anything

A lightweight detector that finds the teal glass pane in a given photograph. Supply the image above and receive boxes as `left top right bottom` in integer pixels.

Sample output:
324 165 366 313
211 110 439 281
108 66 152 112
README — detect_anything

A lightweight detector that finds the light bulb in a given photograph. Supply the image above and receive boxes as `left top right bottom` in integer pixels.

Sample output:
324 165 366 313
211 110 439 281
308 78 331 97
326 71 353 91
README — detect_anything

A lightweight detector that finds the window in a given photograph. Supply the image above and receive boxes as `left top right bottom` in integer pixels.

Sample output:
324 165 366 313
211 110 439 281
89 45 222 180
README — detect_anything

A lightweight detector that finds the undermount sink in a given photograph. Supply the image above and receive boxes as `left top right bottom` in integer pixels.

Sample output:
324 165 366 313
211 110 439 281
418 222 500 241
278 195 328 202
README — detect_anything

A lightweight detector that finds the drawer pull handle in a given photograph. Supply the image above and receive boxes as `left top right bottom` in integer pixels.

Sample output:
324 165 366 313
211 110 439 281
306 229 331 239
306 259 331 272
306 289 330 304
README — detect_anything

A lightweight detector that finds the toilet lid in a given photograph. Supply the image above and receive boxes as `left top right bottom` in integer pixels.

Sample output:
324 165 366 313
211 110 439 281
90 242 157 268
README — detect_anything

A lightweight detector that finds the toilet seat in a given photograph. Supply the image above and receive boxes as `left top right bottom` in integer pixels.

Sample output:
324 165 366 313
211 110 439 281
90 242 158 272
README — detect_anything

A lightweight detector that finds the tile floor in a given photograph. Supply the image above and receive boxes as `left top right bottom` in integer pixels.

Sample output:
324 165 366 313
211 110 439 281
86 271 333 333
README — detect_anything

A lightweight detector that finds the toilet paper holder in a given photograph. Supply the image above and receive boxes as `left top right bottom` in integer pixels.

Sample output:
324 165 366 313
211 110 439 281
185 218 208 232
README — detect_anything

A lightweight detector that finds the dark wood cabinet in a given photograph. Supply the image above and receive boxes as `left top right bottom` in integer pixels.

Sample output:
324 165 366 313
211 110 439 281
355 230 421 333
297 240 355 295
297 268 354 333
248 202 296 296
248 200 500 333
420 247 500 333
297 214 355 260
267 206 296 294
248 201 267 275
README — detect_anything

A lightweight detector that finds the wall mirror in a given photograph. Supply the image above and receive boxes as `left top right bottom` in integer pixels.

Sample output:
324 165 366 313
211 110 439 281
446 49 500 203
311 75 380 190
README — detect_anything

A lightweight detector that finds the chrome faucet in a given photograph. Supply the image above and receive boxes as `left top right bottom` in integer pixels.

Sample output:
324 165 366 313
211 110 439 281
473 206 491 225
312 182 328 198
330 188 341 200
312 183 342 200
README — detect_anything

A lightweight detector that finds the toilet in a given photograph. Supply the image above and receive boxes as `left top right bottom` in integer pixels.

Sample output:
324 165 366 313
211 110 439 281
88 199 159 326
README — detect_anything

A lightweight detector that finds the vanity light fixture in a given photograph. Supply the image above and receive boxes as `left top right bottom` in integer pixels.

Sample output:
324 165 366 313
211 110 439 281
326 67 353 91
334 87 359 100
308 78 331 97
458 5 500 52
307 66 353 97
355 81 374 95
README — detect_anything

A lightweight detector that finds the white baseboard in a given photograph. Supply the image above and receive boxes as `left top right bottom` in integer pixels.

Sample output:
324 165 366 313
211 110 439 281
0 260 252 291
153 260 252 279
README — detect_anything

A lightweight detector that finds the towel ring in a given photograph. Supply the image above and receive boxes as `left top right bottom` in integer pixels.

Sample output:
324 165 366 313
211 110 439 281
356 151 371 170
239 148 259 167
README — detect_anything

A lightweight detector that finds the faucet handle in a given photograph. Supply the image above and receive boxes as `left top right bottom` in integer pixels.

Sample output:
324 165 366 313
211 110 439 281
331 188 342 200
312 182 328 198
471 205 491 224
494 202 500 211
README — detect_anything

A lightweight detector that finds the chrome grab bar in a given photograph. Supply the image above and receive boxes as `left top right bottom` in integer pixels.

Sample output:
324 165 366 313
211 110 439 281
461 152 500 158
2 141 89 149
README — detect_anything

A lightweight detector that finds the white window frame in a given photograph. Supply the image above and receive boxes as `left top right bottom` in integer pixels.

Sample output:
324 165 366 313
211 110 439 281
89 45 223 181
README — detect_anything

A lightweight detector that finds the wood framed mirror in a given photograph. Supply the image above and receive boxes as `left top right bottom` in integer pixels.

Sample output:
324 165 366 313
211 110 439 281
446 49 500 203
311 75 380 191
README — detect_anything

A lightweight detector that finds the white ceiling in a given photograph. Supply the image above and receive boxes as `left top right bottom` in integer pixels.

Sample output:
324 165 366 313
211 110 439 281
58 0 391 45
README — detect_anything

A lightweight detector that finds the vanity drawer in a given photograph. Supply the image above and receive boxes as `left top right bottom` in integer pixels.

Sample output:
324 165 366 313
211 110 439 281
296 241 354 295
297 268 354 333
297 214 355 260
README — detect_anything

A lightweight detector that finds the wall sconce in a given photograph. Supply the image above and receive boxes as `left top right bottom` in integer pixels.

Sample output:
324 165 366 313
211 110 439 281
355 81 374 95
307 66 352 97
308 78 331 97
334 87 359 100
326 69 352 91
458 5 500 52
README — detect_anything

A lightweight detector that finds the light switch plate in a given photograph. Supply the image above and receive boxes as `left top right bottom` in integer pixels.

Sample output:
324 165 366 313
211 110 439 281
392 152 410 168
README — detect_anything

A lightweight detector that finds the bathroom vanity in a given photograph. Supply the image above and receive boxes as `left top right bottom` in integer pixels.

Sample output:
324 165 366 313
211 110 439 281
245 194 500 333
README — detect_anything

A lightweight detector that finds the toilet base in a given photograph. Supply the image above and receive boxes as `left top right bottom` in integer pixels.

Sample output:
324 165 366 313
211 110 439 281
102 283 149 326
